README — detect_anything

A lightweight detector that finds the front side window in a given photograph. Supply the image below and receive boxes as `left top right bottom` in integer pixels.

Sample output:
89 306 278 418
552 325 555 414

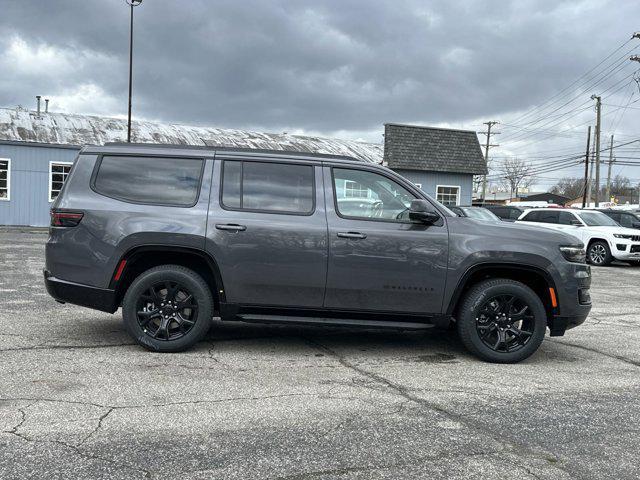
618 213 633 228
436 185 460 206
221 160 314 214
333 168 415 221
49 162 73 202
94 156 203 206
0 158 9 200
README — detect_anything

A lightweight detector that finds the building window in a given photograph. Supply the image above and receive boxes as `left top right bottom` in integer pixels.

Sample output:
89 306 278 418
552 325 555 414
49 162 73 202
344 180 371 198
436 185 460 206
0 158 9 201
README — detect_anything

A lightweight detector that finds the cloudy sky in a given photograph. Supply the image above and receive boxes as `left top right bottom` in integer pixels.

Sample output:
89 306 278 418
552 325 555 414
1 0 639 188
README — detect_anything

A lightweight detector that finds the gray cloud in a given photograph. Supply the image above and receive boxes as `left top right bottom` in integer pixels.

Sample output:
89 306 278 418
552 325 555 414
1 0 639 186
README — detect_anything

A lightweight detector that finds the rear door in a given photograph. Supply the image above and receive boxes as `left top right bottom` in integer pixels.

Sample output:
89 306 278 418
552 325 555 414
323 165 448 314
206 156 328 308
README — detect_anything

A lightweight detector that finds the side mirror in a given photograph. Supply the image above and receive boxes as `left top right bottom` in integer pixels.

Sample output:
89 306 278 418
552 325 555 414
632 222 640 229
570 219 583 226
409 199 440 225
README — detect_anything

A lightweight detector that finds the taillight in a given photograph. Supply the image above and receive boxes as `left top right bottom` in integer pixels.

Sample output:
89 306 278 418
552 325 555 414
50 210 84 227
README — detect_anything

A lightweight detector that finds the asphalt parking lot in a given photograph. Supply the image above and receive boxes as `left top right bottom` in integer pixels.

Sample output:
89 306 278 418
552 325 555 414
1 228 639 479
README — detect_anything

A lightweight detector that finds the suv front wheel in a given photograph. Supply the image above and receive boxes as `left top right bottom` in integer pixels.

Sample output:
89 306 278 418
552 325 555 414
457 279 547 363
587 241 612 266
122 265 213 352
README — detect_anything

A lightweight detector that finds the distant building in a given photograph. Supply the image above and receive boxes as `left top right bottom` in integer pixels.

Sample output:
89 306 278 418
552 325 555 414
516 192 571 205
384 123 487 206
0 106 486 226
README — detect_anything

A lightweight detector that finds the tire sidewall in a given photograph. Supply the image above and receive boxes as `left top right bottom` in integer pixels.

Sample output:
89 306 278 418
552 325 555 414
458 280 547 363
122 266 213 352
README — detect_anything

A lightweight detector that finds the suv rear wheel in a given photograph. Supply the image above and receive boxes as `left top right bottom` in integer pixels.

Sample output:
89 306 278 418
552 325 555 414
456 279 547 363
122 265 213 352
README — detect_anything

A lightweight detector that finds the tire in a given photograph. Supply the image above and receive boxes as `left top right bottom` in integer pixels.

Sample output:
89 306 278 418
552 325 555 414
456 279 547 363
587 241 612 266
122 265 213 352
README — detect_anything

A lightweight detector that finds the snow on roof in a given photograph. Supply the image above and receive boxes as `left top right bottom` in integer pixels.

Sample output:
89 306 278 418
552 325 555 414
0 107 383 163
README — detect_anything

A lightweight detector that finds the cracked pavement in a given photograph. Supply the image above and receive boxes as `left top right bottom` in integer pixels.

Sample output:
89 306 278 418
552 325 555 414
1 227 639 479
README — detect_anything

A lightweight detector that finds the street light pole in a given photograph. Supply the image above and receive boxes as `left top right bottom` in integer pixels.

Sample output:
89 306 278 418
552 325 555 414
126 0 142 143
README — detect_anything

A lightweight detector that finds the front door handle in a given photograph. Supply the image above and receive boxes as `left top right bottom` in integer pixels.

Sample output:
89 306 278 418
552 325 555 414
337 232 367 239
215 223 247 232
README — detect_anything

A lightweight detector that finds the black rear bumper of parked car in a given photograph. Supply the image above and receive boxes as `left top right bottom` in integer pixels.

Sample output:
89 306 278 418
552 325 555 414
43 270 118 313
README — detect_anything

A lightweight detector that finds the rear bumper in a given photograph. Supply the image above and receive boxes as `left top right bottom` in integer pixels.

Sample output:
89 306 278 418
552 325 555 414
43 270 118 313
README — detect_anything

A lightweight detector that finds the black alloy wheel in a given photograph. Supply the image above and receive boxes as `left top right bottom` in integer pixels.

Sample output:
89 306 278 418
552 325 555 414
122 265 213 352
475 294 535 353
136 281 198 341
457 278 547 363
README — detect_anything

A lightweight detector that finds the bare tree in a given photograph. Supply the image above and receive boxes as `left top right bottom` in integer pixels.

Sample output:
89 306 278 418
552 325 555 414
550 177 585 199
499 157 536 199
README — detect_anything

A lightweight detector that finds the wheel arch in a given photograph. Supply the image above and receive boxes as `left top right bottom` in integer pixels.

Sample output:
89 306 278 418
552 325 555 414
447 263 557 318
110 246 226 310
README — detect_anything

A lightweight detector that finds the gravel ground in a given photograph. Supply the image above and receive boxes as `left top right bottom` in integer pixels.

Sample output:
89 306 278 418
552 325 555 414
1 227 639 479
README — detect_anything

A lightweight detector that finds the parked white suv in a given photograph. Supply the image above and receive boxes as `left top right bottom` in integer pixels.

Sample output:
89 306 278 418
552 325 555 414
516 208 640 266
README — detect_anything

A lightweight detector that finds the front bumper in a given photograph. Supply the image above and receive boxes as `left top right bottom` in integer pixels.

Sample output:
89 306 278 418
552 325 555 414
44 270 118 313
549 262 592 336
611 242 640 261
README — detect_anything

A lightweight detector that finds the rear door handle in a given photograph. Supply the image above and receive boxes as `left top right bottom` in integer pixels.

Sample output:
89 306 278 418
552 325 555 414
215 223 247 232
337 232 367 239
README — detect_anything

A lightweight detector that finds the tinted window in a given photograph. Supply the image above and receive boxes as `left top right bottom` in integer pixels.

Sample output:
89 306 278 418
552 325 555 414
489 207 508 219
618 213 633 228
539 211 561 223
509 208 524 220
521 211 540 222
221 161 314 214
559 212 577 225
333 168 415 221
94 156 203 206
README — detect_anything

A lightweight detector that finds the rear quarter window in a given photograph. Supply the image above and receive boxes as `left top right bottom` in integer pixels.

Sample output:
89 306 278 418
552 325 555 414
93 156 204 206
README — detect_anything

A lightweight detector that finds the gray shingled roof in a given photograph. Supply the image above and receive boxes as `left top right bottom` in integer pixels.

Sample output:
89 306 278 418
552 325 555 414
383 123 487 174
0 107 383 163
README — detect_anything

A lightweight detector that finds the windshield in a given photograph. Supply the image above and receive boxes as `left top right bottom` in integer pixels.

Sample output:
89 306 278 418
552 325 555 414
577 211 620 227
462 207 501 221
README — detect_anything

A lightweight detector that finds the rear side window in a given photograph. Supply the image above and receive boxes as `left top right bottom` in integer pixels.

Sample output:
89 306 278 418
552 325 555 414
539 211 560 224
94 156 204 206
221 160 314 214
521 211 540 222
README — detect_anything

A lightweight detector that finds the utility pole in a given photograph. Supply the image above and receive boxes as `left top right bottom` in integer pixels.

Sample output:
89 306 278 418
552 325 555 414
581 126 591 208
586 129 596 207
480 121 499 204
605 135 614 201
591 95 602 207
126 0 143 142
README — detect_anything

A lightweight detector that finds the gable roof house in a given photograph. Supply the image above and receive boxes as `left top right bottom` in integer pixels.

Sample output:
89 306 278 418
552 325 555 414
383 123 486 206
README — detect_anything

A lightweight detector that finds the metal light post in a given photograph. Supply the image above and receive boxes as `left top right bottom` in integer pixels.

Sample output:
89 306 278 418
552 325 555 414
126 0 143 142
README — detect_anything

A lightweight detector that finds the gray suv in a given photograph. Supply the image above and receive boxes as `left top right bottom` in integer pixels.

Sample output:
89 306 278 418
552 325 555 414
44 144 592 362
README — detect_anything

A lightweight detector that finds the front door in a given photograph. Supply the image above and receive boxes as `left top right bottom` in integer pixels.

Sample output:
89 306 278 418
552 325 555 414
206 157 327 308
323 165 449 314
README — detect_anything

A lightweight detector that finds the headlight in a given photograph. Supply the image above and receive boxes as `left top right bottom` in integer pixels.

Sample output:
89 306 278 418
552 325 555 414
614 234 633 239
559 245 586 263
